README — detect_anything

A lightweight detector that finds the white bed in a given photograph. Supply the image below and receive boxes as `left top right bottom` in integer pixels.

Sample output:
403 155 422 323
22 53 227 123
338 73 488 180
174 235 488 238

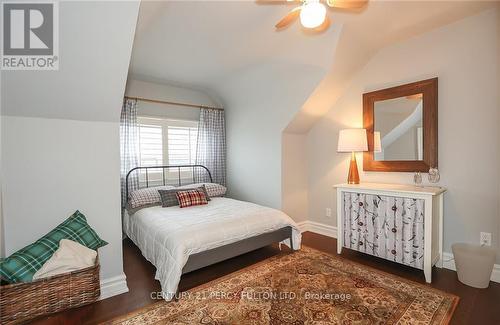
123 197 302 300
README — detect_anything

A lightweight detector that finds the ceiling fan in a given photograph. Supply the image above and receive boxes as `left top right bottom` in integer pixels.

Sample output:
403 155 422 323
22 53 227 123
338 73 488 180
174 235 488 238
261 0 368 32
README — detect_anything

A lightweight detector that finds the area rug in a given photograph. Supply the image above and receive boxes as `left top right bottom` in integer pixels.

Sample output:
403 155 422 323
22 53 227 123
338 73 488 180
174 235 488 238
106 246 458 325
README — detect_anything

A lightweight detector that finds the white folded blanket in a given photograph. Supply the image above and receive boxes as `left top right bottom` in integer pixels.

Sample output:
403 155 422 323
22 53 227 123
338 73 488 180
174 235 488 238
33 239 97 280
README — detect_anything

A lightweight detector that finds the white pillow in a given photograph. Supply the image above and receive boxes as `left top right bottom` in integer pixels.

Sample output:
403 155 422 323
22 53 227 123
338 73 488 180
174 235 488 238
177 183 226 197
33 239 97 280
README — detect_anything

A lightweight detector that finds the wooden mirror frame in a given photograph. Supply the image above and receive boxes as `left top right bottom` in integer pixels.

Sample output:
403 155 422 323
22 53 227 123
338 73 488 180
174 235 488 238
363 78 438 172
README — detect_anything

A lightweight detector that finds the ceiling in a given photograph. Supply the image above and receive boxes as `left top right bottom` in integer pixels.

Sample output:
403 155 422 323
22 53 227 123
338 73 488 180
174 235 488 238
130 0 499 132
129 0 341 89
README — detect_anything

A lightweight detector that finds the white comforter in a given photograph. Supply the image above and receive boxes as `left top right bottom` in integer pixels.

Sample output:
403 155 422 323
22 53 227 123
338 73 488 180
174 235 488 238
123 197 301 300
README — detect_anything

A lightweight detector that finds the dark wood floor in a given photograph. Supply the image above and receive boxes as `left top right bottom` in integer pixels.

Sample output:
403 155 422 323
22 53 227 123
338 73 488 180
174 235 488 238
31 232 500 325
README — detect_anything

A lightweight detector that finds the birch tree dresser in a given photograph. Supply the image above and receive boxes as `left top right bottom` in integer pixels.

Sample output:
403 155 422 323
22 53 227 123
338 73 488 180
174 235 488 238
335 183 446 283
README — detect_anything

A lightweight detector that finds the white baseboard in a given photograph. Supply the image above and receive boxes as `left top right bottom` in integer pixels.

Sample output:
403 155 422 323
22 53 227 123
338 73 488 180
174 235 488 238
440 252 500 283
297 220 337 238
299 221 500 284
100 273 129 300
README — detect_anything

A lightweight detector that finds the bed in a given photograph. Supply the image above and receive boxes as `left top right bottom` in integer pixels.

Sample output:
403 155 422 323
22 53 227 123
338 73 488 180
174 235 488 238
123 165 302 300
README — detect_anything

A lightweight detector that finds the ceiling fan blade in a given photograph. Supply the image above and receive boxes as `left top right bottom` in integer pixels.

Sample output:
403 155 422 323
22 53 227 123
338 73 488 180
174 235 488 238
326 0 368 9
275 7 301 29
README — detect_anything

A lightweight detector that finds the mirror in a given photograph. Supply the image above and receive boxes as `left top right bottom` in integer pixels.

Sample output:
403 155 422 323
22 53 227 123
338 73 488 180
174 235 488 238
363 78 438 172
374 94 423 161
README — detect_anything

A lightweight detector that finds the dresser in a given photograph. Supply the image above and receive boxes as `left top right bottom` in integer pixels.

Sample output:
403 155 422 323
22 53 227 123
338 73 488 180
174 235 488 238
335 183 446 283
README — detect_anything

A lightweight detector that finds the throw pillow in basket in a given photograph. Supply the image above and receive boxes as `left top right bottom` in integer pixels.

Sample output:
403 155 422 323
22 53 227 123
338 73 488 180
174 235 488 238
0 210 107 283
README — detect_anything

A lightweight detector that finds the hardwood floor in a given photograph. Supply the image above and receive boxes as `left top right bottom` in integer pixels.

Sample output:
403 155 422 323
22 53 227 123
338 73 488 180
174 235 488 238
31 232 500 325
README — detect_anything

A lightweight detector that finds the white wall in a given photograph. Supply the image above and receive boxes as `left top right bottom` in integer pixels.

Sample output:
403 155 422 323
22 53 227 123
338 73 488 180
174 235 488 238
218 62 327 209
282 133 308 223
125 78 218 121
1 1 140 293
0 108 3 258
2 1 139 122
2 117 123 278
307 9 500 261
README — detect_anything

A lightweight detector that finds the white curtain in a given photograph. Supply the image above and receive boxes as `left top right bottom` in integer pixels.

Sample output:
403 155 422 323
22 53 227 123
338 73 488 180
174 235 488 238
195 108 226 185
120 98 140 207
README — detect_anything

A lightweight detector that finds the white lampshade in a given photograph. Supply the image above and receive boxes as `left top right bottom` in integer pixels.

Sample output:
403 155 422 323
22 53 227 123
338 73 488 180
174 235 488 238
374 131 382 153
300 1 326 29
337 129 368 152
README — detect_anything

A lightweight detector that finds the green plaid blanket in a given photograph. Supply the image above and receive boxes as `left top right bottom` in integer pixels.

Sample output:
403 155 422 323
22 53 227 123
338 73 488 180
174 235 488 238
0 210 107 283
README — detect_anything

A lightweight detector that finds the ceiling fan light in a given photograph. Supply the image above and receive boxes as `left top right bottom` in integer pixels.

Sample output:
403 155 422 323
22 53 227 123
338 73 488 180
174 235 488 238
300 2 326 29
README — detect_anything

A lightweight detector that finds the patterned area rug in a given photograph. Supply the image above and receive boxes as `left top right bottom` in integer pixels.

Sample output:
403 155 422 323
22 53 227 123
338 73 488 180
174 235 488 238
106 246 458 325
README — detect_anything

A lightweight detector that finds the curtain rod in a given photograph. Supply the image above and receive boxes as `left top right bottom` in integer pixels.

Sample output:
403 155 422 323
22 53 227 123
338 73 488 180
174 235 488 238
124 96 224 111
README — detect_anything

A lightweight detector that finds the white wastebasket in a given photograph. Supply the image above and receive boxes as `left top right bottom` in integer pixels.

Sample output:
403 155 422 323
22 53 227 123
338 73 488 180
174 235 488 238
452 243 496 289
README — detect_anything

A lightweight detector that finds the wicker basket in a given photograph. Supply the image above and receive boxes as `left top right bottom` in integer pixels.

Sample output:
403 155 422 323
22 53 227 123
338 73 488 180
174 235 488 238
0 256 100 324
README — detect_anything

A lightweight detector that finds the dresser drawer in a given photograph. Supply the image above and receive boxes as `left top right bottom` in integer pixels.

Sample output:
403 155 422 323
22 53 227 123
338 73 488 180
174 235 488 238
342 192 425 270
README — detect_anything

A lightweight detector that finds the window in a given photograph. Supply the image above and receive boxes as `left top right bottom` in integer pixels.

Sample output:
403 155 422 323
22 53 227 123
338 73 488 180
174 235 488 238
138 122 163 167
167 125 198 165
138 117 198 167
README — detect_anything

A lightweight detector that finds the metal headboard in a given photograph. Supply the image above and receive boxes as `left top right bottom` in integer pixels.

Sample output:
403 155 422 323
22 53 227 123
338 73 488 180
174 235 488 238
125 165 213 200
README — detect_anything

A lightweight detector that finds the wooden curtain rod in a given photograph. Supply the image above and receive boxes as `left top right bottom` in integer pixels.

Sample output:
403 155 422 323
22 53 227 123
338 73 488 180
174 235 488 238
124 96 224 111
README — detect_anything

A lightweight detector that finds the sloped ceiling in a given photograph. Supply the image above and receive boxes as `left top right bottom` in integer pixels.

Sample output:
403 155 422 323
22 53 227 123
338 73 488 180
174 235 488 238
130 0 341 91
1 1 140 122
130 0 497 133
286 0 498 132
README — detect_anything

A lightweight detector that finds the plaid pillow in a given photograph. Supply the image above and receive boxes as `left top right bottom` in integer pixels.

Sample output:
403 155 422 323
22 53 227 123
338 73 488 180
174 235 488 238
0 210 107 283
159 185 211 208
175 184 211 201
128 186 175 209
203 183 227 197
176 189 209 208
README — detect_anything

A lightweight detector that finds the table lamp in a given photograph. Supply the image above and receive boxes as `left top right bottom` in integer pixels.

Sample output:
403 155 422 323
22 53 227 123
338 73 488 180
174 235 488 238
337 128 368 184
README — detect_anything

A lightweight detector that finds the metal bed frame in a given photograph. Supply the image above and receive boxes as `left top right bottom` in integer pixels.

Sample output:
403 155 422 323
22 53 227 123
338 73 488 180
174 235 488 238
125 164 213 201
125 165 296 275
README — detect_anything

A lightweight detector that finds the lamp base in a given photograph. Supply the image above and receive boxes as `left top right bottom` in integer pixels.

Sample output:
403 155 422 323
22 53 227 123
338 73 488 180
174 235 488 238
348 152 360 184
